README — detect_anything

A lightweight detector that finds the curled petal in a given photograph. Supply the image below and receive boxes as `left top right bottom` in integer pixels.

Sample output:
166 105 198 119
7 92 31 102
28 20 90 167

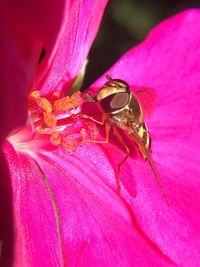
37 0 108 95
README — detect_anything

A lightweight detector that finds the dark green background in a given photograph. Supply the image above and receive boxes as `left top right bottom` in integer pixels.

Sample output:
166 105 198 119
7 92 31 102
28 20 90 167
83 0 200 88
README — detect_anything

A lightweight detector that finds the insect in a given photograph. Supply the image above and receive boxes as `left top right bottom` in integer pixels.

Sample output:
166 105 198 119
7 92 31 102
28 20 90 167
84 75 169 205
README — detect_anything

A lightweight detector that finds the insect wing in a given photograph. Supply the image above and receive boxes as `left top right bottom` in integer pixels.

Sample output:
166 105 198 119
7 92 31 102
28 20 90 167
129 127 169 206
133 87 156 118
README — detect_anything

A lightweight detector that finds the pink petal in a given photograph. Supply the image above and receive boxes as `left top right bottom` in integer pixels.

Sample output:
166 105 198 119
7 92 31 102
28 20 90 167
4 142 65 266
4 141 174 267
0 8 37 139
7 0 69 61
1 0 67 139
89 9 200 266
0 2 69 261
37 0 108 95
0 150 14 266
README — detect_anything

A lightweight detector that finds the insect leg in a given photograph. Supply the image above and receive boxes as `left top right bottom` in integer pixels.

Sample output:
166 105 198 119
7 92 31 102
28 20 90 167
72 113 110 144
113 128 130 192
74 113 106 126
73 113 110 143
83 122 110 144
143 149 170 206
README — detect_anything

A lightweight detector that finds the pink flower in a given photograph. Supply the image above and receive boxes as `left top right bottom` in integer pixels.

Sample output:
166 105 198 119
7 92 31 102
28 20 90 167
1 1 200 267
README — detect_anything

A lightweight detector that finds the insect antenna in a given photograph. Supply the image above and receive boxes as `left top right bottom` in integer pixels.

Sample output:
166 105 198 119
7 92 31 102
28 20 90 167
105 74 113 81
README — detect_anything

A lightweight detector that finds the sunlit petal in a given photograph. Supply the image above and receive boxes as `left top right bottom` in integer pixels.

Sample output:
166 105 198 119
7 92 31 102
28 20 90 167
38 0 108 95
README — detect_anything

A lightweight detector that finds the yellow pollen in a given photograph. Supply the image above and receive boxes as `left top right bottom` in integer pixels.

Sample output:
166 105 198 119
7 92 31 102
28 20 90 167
28 90 40 106
37 97 52 113
52 91 62 99
43 112 57 127
29 90 53 112
29 90 40 99
50 132 61 146
27 89 95 152
53 91 83 112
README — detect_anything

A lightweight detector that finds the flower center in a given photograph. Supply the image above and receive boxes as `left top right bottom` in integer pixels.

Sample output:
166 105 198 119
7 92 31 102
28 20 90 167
9 90 98 153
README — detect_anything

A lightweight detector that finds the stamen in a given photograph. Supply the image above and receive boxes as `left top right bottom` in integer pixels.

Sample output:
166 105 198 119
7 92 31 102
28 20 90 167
37 98 52 113
29 90 40 100
12 89 99 153
29 90 53 112
50 132 62 146
53 91 84 112
43 112 57 127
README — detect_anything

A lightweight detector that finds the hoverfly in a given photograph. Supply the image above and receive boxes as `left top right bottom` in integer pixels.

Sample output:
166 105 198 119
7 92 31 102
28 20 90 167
84 75 169 205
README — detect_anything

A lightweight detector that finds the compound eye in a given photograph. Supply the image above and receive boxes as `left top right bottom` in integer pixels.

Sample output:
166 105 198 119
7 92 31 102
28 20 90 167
100 92 130 113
